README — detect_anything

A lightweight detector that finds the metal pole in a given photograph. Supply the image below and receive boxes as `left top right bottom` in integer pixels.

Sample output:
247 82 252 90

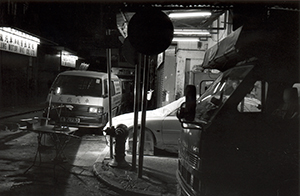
138 55 150 178
132 53 142 171
106 29 113 159
45 90 53 126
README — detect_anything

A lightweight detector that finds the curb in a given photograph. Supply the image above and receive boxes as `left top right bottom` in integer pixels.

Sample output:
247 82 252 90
92 146 175 196
93 162 161 196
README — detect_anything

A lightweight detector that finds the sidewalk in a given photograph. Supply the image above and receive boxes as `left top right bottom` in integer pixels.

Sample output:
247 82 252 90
0 103 179 195
93 146 178 196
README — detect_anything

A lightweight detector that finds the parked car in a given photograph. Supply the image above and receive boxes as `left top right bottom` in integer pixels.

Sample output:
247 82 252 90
103 97 185 155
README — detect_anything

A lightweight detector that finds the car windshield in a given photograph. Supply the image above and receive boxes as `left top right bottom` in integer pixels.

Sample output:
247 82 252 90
194 65 254 123
151 97 185 117
51 75 103 97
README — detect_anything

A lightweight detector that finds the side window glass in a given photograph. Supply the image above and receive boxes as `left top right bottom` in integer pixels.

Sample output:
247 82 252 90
200 80 214 96
104 79 116 96
111 81 116 96
114 80 121 95
238 81 268 113
272 83 299 119
104 79 108 96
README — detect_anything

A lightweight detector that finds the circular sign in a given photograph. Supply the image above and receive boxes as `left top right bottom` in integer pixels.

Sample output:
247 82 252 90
128 8 174 55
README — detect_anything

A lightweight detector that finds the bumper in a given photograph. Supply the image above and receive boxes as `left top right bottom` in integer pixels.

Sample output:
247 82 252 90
177 170 195 196
46 114 106 128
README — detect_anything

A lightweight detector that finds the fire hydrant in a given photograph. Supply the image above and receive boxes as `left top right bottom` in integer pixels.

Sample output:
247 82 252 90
104 124 130 169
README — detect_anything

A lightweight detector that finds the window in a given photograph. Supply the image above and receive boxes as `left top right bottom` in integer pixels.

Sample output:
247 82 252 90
104 79 108 96
52 75 102 97
199 80 214 96
195 65 254 123
238 81 268 113
111 81 116 96
104 79 116 96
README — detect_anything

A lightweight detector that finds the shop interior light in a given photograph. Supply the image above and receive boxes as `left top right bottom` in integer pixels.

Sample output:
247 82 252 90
169 12 211 18
172 37 200 42
174 29 210 35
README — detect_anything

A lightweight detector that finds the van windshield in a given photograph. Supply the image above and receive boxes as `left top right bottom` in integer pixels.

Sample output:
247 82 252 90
195 65 254 123
51 75 103 97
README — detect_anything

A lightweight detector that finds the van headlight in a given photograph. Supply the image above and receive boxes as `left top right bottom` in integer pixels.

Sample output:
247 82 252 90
88 107 103 114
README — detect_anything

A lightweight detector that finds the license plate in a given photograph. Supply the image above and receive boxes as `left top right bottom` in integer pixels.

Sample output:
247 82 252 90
60 117 80 123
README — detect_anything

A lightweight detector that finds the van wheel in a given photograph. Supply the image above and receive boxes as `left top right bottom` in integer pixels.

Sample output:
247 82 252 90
126 128 155 156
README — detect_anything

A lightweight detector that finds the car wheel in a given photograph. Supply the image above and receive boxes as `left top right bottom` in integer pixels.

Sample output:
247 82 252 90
126 127 155 156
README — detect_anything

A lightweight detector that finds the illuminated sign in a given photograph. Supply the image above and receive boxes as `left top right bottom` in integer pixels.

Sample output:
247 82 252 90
61 51 78 68
79 63 89 70
0 27 40 57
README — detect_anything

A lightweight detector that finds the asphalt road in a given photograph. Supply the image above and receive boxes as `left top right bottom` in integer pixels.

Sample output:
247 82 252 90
0 112 122 196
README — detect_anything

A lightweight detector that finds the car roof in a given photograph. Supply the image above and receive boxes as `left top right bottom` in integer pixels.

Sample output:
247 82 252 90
58 70 118 79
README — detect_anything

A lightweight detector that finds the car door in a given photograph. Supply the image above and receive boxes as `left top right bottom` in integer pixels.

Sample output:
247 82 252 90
161 110 182 151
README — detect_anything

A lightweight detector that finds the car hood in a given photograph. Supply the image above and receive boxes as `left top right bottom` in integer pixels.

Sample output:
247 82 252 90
103 97 185 130
105 110 166 129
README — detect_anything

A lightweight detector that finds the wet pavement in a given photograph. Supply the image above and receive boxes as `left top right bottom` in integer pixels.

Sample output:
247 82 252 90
0 128 120 196
0 104 179 196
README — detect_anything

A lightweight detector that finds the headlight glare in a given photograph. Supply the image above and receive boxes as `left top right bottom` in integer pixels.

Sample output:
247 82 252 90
88 107 104 114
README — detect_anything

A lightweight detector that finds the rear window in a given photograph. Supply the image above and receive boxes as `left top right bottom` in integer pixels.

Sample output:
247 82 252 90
52 75 103 97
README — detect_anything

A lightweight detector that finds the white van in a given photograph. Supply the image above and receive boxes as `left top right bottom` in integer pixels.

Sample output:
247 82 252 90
44 70 122 128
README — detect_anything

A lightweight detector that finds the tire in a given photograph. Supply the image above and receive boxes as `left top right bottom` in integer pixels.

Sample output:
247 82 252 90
126 127 155 156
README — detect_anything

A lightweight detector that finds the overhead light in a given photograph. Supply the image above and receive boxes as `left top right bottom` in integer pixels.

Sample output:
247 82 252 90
174 29 210 35
172 37 200 42
169 12 211 18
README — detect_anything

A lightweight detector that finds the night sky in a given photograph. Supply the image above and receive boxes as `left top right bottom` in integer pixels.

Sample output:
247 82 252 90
26 2 120 53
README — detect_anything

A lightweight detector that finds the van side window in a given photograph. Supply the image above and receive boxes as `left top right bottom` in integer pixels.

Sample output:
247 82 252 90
111 81 116 96
104 79 116 96
114 80 121 94
238 81 268 113
103 79 107 96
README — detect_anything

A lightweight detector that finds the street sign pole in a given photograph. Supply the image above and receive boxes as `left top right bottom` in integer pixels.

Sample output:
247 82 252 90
132 53 142 171
106 29 113 159
138 55 150 178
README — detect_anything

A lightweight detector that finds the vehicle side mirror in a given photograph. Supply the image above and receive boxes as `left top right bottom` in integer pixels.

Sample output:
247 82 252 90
184 85 196 121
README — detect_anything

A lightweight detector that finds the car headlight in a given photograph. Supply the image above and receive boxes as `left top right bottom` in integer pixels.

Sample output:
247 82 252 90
88 107 103 114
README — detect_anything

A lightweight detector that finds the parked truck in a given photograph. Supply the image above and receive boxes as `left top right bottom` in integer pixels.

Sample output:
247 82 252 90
177 9 299 196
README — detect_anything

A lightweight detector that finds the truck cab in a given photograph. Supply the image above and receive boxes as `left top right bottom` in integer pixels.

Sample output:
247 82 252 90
177 10 299 196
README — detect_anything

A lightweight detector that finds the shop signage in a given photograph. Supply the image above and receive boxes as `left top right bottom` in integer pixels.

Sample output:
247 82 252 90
79 63 89 70
61 51 78 68
0 27 40 57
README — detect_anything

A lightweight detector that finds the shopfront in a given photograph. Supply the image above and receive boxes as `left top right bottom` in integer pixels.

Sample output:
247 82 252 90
0 27 79 109
0 27 40 108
